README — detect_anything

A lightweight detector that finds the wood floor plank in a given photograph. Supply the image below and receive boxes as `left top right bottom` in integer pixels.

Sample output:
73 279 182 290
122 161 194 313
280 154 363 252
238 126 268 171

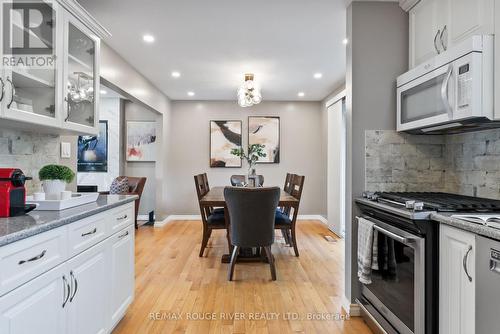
112 220 372 334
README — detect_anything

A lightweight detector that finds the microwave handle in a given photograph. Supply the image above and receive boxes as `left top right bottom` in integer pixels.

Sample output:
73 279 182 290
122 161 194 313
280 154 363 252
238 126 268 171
441 64 453 118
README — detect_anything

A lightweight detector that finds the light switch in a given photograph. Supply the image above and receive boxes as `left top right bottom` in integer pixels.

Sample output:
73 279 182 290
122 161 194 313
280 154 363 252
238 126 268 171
61 142 71 158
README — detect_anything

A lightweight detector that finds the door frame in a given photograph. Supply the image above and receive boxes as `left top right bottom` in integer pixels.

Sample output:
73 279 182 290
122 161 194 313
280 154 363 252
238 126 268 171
325 90 347 237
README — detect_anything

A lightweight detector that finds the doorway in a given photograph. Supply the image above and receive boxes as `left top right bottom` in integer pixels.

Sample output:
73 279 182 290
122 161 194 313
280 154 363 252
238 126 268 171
327 93 347 237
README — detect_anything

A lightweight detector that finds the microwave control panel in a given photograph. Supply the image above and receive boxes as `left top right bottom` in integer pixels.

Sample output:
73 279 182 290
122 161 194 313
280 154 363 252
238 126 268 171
457 63 472 109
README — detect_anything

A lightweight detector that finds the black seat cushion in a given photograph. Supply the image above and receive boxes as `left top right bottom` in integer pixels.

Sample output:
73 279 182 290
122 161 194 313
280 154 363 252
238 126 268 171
207 211 225 226
212 208 225 215
275 211 292 226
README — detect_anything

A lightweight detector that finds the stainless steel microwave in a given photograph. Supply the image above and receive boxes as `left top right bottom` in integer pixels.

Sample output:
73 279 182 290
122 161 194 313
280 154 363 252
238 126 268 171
397 35 495 134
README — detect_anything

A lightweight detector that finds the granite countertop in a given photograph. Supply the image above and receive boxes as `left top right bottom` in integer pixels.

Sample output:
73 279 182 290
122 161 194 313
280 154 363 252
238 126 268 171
431 212 500 241
0 195 138 247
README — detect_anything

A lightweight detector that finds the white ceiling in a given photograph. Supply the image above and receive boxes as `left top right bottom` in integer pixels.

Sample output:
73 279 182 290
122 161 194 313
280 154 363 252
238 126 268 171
78 0 347 101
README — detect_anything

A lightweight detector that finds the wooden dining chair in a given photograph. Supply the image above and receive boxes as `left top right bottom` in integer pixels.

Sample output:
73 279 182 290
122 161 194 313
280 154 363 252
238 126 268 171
224 187 281 281
275 174 305 256
194 173 226 257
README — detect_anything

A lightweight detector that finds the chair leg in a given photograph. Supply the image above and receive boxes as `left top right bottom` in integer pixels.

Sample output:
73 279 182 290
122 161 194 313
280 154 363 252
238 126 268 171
291 226 299 257
228 246 240 281
263 246 277 281
281 228 290 245
199 227 210 257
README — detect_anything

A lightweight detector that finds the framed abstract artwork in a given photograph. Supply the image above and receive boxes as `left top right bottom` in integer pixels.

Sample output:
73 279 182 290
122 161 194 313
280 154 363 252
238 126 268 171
77 120 108 172
126 121 157 162
210 120 242 168
248 116 280 163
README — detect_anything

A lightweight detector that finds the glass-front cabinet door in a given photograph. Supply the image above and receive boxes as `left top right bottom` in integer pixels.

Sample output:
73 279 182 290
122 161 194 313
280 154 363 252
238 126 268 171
1 0 63 127
63 12 99 134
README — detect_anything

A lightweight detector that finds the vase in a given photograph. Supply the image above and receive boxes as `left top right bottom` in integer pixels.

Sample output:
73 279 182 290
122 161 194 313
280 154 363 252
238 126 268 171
42 180 67 200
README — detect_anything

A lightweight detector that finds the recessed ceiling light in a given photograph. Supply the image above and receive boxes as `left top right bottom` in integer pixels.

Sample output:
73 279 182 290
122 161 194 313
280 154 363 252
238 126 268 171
313 73 323 79
171 71 181 78
100 90 107 94
187 91 195 97
342 38 349 45
143 34 155 43
298 92 305 97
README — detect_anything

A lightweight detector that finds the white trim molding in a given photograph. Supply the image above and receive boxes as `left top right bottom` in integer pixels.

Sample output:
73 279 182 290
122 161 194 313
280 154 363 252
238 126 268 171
56 0 112 39
155 214 329 228
325 89 347 108
341 296 361 317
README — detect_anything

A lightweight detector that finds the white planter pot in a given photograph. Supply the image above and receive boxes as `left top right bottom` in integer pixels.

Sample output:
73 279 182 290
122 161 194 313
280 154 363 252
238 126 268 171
42 180 67 200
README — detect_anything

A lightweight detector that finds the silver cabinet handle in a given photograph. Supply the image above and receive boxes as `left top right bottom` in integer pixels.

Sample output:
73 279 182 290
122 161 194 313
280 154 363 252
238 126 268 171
6 76 14 109
62 275 70 308
463 245 473 282
117 214 128 221
434 29 441 54
441 64 453 118
81 227 97 237
18 250 47 265
118 230 129 239
440 25 448 51
69 271 78 302
0 77 4 102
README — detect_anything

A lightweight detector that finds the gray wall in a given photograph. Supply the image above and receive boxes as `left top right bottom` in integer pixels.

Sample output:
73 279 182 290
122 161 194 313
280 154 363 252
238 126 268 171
345 2 408 303
123 101 161 216
165 101 326 216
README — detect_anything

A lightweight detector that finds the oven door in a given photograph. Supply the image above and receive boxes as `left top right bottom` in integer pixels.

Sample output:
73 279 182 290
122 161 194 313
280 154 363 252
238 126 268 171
360 216 425 334
397 62 455 132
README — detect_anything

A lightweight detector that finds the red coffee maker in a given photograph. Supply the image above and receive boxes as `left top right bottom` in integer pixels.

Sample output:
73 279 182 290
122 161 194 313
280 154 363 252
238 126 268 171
0 168 36 217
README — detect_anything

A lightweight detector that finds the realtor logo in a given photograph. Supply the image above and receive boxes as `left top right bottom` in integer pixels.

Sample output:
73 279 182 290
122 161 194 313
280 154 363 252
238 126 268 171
2 0 55 68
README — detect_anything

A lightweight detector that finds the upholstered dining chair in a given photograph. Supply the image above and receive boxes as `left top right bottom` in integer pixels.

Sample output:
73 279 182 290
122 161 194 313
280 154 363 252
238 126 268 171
275 174 305 256
194 173 226 257
230 175 246 186
100 176 146 229
224 187 281 281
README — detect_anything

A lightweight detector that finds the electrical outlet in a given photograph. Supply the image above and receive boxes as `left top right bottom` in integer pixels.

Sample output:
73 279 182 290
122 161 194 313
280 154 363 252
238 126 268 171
61 142 71 158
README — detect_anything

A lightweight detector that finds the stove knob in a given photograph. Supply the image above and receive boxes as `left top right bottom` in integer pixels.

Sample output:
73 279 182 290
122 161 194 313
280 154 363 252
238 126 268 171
405 200 415 209
413 202 424 211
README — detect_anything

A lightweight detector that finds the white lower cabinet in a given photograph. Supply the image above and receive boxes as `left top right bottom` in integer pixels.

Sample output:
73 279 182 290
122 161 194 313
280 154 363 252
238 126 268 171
67 239 109 334
0 263 67 334
439 224 475 334
0 203 135 334
109 225 135 330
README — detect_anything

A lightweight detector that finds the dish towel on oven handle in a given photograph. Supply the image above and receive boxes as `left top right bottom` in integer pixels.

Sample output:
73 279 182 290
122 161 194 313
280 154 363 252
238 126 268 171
357 216 375 285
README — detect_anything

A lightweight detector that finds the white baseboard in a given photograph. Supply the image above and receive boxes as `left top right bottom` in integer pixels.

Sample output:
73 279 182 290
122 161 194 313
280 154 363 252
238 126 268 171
137 214 150 221
341 296 361 317
154 214 328 228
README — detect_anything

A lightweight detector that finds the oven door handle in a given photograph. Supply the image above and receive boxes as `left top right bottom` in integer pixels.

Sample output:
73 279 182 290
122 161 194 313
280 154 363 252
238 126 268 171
373 224 414 244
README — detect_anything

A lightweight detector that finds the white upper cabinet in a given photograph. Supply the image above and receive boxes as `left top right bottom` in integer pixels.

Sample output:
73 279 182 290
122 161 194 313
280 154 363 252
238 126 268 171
439 225 475 334
408 0 494 68
0 0 109 135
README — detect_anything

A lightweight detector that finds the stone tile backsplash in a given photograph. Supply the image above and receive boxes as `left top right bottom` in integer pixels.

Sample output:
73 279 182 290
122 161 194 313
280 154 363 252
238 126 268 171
366 129 500 200
0 128 60 194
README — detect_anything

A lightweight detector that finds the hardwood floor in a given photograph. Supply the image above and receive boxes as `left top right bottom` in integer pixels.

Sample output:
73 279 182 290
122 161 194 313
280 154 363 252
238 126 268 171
113 220 372 334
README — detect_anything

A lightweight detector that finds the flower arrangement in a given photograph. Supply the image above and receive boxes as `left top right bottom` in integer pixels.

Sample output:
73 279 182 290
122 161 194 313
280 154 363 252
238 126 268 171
231 144 267 175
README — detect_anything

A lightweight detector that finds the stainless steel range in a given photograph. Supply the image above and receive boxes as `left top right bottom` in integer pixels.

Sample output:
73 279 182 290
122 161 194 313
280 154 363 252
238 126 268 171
355 192 500 334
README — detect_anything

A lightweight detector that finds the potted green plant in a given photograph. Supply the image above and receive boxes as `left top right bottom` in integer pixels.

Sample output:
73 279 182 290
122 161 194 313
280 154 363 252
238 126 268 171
231 144 267 176
39 164 75 199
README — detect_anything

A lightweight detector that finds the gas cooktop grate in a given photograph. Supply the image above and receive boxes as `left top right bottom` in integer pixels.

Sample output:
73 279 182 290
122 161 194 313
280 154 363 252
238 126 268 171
375 192 500 212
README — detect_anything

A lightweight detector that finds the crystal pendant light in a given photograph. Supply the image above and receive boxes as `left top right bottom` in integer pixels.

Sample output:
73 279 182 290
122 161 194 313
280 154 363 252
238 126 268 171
237 73 262 107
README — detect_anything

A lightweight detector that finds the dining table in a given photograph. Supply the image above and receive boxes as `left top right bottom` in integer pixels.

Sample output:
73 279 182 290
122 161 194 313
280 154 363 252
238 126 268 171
199 186 300 263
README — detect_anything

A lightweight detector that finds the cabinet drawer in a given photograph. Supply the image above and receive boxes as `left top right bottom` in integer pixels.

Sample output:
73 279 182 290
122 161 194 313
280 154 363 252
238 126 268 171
67 214 107 258
109 204 134 234
0 226 67 296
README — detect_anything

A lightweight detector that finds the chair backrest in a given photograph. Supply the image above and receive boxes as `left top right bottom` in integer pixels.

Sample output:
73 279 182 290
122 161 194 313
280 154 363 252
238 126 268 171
284 173 293 193
224 187 280 247
194 173 210 200
230 175 246 186
290 175 305 201
113 176 147 196
194 173 213 220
